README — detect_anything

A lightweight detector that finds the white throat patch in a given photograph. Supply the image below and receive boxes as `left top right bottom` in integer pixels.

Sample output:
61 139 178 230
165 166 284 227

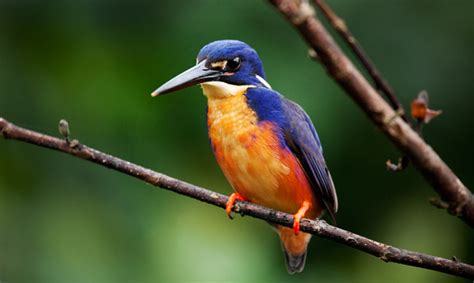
201 81 255 98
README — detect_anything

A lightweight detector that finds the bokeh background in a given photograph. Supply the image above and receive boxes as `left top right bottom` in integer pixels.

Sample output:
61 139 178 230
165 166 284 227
0 0 473 282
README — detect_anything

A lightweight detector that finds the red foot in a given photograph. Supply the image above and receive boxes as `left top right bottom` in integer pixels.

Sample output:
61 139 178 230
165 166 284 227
225 193 247 219
293 201 310 235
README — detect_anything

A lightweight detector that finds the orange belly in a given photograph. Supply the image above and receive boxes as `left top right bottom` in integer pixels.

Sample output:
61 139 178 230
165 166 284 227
207 94 321 218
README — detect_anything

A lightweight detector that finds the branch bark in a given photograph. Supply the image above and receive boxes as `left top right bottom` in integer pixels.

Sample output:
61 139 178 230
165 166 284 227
1 117 473 279
268 0 474 227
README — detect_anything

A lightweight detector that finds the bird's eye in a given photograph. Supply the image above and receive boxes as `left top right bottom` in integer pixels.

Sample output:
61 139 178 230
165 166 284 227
226 57 241 72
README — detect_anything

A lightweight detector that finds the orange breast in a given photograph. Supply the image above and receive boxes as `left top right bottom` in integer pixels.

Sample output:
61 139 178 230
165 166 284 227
207 93 321 218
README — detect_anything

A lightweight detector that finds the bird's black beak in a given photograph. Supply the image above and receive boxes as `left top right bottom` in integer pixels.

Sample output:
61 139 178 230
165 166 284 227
151 60 222 96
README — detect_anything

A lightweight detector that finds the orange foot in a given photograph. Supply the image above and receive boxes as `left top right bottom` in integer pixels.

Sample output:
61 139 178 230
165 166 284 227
293 201 310 235
225 193 247 219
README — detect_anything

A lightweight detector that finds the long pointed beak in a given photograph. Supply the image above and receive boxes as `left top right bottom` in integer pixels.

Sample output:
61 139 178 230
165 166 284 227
151 60 221 96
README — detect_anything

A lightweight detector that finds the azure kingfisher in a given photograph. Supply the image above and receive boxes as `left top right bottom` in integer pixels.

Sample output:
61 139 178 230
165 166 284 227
151 40 338 274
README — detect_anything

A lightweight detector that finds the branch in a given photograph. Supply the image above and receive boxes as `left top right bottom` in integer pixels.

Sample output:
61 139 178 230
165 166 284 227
314 0 410 172
1 118 473 279
314 0 402 116
268 0 474 227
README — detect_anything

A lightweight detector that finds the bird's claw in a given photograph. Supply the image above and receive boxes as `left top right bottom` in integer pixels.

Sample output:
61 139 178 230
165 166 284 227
225 193 246 219
293 201 310 235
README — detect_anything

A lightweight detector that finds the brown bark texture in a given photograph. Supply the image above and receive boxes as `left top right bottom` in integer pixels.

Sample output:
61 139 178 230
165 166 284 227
268 0 474 227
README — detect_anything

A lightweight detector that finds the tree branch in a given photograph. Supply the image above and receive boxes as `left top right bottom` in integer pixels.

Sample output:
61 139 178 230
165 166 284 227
268 0 474 227
314 0 410 172
1 117 473 279
314 0 403 117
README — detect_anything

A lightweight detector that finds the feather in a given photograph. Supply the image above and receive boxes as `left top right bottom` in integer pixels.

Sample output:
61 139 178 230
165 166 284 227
245 87 338 222
281 98 338 222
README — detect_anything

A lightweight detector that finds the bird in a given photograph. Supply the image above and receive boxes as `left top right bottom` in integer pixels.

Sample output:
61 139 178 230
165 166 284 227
151 40 338 274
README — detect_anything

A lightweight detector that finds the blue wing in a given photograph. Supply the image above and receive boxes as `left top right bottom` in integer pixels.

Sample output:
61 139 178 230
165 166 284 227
245 87 338 221
281 98 338 222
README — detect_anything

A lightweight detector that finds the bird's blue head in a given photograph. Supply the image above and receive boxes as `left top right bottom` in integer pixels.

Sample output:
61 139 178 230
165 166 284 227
152 40 271 96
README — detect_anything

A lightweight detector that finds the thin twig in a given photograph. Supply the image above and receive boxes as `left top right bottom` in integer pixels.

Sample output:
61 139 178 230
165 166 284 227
314 0 403 117
269 0 474 227
314 0 410 172
0 117 473 279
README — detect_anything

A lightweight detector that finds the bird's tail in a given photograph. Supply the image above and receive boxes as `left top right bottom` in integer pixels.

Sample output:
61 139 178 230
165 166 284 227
276 225 312 274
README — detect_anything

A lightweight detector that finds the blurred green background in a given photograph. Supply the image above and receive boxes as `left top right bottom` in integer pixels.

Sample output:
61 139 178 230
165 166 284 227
0 0 473 282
